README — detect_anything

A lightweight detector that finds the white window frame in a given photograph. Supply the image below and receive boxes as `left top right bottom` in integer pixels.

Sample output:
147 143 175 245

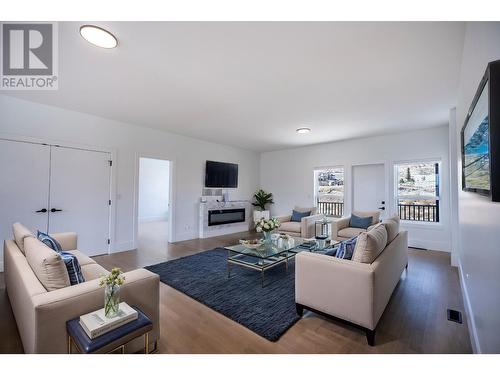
393 160 441 223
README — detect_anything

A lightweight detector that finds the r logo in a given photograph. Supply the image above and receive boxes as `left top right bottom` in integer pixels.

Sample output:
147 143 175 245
2 23 53 76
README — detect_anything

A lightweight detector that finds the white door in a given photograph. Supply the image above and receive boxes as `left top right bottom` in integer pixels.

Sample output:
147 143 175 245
352 163 386 219
0 139 50 251
49 146 111 256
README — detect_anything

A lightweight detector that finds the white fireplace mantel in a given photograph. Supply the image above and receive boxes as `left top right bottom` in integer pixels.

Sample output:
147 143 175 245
199 200 252 238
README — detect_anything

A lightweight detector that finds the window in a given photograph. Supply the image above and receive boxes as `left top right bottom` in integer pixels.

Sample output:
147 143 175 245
314 167 344 217
395 161 440 222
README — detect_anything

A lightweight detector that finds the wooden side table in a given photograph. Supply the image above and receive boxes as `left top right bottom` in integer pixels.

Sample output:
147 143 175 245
66 306 154 354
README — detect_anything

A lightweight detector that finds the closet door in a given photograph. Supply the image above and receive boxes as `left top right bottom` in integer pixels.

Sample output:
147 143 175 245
0 139 50 254
49 146 111 256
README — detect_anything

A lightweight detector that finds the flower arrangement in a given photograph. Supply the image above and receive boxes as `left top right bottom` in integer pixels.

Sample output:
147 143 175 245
100 267 125 288
255 217 280 232
100 268 125 318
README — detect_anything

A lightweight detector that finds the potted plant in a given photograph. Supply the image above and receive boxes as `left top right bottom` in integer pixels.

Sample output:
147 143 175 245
100 267 125 318
252 189 274 222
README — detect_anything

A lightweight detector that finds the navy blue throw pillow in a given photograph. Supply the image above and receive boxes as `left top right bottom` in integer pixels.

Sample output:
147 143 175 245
335 236 358 260
349 214 372 229
37 230 63 253
291 210 311 222
60 251 85 285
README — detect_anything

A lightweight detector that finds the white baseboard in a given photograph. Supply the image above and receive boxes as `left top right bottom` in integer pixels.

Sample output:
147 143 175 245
173 231 198 242
457 258 481 353
408 238 450 251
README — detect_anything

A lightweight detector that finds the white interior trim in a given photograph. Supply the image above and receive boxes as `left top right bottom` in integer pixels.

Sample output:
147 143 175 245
458 258 481 353
133 153 175 248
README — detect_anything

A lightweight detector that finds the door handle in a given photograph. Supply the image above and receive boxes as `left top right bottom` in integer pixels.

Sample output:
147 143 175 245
378 207 385 210
50 208 63 213
35 208 47 213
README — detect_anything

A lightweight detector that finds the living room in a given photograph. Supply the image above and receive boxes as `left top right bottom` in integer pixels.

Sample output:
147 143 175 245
1 1 500 373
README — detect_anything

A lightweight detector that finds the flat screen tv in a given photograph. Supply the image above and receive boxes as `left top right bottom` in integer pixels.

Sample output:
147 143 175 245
205 160 238 188
461 59 500 202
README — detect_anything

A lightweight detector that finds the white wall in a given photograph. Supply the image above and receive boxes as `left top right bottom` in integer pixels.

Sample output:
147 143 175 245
454 22 500 354
138 158 170 223
0 95 260 253
260 126 452 251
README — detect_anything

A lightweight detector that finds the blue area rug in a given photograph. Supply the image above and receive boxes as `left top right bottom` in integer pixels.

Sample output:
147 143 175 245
145 248 300 341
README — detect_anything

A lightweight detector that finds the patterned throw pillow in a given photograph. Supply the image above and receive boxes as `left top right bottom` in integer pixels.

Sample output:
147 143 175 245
335 236 358 260
59 251 85 285
37 230 63 253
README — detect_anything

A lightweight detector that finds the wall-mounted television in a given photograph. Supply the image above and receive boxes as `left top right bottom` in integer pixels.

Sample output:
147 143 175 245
205 160 238 188
461 59 500 202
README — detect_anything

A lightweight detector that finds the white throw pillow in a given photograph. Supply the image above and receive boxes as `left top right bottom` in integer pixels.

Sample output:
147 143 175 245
382 214 400 243
25 237 70 291
352 223 388 264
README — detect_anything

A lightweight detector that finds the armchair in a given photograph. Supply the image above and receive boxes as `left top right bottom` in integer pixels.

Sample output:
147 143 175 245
275 206 324 238
332 210 381 241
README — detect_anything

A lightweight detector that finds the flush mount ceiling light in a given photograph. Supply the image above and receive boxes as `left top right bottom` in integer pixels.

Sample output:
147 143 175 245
80 25 118 49
296 127 311 134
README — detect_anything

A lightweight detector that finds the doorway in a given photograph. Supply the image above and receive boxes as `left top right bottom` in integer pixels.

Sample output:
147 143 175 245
137 157 171 256
352 163 386 220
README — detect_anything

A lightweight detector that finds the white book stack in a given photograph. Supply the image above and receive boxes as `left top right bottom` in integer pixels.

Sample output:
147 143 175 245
79 302 138 339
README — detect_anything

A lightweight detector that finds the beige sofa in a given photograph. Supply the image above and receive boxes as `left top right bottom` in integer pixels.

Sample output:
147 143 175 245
4 223 160 354
275 206 324 238
295 218 408 345
332 210 381 240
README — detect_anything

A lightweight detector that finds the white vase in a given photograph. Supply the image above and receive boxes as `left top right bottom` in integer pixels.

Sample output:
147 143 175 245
253 210 270 223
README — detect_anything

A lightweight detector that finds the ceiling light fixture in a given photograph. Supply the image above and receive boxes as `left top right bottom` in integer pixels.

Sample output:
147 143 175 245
80 25 118 49
296 127 311 134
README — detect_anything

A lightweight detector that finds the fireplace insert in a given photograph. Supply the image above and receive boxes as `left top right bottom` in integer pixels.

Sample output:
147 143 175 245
208 208 245 226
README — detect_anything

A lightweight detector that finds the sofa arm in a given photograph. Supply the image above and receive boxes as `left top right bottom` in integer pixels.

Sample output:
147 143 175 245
295 252 375 329
50 232 77 251
300 214 324 238
331 217 350 239
31 268 160 353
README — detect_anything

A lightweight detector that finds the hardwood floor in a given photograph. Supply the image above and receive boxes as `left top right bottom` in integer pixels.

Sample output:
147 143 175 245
0 231 472 354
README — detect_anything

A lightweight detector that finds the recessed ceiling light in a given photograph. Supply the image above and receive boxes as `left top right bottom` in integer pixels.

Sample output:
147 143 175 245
80 25 118 49
296 127 311 134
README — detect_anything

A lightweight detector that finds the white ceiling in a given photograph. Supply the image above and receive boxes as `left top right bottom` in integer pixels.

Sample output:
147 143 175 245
5 22 466 152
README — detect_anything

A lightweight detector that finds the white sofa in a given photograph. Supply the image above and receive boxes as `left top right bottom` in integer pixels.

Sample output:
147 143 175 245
275 206 324 238
295 219 408 345
4 223 160 353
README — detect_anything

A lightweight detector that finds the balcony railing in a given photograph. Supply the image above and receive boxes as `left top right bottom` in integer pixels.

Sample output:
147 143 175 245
317 201 344 217
398 203 439 222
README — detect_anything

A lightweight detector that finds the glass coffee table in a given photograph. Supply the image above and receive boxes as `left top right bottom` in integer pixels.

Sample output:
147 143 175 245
225 238 305 287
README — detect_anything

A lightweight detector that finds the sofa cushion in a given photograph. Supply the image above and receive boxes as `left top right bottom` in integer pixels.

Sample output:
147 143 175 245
37 230 63 253
12 222 34 255
382 214 400 243
352 223 388 264
60 251 86 285
279 221 301 233
290 209 311 222
338 227 367 238
24 237 70 291
352 211 380 225
81 263 108 281
350 214 373 229
294 205 317 215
